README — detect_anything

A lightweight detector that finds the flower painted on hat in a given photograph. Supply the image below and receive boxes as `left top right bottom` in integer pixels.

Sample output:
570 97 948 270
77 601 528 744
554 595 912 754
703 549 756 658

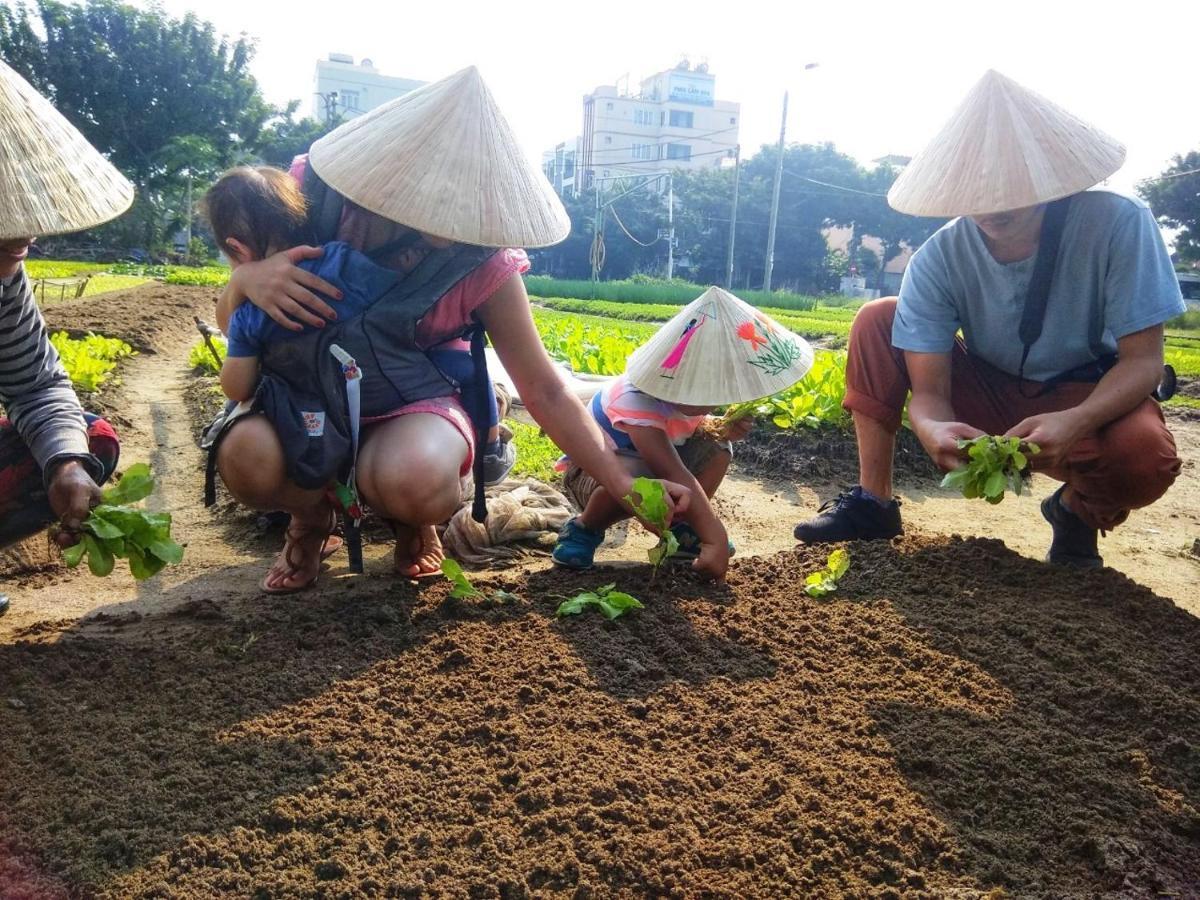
737 320 768 351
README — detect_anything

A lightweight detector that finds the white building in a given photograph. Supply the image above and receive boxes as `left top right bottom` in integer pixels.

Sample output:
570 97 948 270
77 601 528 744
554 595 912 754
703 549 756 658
312 54 425 123
546 61 741 195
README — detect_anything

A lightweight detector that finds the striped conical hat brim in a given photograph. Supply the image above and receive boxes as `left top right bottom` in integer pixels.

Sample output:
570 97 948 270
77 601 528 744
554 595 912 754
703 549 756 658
0 59 134 239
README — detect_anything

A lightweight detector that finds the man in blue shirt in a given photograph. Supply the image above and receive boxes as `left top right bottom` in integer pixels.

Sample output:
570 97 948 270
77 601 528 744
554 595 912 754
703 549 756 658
794 70 1184 568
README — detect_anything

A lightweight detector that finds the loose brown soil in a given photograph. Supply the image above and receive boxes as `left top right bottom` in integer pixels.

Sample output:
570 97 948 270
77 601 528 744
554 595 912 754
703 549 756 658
2 283 1199 897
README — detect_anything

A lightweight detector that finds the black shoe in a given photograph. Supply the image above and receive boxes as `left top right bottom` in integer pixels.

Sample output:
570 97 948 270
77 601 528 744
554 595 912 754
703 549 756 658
1041 485 1102 568
794 486 902 543
0 593 9 617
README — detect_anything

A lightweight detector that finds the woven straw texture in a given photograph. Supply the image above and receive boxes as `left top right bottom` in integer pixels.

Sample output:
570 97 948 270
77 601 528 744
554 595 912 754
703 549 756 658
625 286 814 406
0 60 134 240
309 66 569 248
887 69 1125 217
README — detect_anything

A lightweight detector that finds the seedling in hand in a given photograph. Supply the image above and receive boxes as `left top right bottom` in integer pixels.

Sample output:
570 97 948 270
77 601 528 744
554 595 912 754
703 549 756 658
805 548 851 598
61 463 185 580
940 436 1040 504
556 583 644 620
624 476 679 574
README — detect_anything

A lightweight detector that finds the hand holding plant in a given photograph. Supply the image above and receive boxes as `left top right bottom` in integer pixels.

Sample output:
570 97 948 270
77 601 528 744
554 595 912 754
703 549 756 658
624 477 679 573
940 435 1040 504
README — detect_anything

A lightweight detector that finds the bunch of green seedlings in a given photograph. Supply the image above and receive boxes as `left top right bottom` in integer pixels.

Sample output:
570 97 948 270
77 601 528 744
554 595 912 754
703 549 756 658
624 476 678 572
940 435 1040 504
62 464 184 579
440 559 517 604
555 583 644 620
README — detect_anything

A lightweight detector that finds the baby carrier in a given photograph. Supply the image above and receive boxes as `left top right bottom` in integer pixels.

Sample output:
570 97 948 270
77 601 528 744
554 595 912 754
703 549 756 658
204 167 498 572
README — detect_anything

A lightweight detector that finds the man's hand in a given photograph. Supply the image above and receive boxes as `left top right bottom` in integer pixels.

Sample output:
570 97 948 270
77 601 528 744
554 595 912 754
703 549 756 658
693 538 730 581
918 420 987 471
1005 409 1087 470
47 459 101 547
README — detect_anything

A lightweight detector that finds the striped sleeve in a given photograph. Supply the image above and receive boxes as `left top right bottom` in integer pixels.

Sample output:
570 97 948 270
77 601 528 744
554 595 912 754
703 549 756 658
0 268 95 481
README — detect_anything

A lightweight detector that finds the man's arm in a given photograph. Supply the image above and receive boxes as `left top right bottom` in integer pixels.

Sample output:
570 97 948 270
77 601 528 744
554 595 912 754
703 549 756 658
1006 325 1164 468
906 350 986 471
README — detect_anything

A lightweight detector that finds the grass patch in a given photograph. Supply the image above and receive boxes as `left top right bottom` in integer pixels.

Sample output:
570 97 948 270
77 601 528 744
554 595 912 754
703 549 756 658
525 275 822 311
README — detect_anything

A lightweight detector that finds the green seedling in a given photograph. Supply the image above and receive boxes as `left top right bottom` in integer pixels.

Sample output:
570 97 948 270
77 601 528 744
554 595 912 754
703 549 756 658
441 559 520 605
624 476 679 572
62 463 184 580
940 436 1041 504
805 548 851 598
556 583 644 620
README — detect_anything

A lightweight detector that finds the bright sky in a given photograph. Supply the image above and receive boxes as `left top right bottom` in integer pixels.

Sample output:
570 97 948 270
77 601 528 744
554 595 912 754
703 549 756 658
149 0 1196 195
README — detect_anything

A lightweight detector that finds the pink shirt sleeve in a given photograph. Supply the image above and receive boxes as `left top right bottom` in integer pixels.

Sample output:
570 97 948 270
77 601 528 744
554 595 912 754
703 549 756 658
415 248 531 348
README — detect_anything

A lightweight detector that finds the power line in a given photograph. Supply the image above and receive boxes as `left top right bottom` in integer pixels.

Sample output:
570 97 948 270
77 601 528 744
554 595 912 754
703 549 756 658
608 205 660 247
1148 166 1200 182
783 170 888 196
584 125 739 156
585 146 736 169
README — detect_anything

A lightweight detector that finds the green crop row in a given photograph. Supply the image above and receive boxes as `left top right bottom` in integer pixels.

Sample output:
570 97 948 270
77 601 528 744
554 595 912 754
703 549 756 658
50 332 135 392
524 275 822 311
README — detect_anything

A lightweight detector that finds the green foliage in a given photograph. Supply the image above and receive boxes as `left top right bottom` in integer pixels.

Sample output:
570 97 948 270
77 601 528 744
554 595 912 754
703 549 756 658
940 436 1040 504
525 275 820 311
1167 309 1200 331
556 583 644 620
805 548 851 598
24 260 108 279
508 422 561 483
1165 344 1200 377
761 352 849 430
532 309 649 376
189 336 226 375
1139 152 1200 265
624 477 680 571
165 266 230 287
49 332 135 392
61 464 184 580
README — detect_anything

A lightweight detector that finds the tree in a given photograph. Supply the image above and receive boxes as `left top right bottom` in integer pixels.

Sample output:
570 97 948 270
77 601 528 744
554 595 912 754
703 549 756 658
1139 152 1200 266
850 164 946 291
0 0 275 249
254 102 344 170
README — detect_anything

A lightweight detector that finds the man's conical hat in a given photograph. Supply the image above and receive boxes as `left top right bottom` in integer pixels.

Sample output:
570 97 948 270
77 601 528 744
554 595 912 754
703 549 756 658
0 59 134 240
888 69 1125 217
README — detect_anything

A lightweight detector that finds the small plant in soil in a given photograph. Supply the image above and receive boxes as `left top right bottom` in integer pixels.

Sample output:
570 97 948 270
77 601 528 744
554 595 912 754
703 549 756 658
441 558 519 605
805 548 851 598
62 463 185 580
556 583 644 620
941 436 1040 504
624 476 679 573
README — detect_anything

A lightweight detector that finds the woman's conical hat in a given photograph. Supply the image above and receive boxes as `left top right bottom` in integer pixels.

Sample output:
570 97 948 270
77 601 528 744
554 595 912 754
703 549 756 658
308 66 570 248
0 60 134 240
887 69 1126 217
625 286 814 405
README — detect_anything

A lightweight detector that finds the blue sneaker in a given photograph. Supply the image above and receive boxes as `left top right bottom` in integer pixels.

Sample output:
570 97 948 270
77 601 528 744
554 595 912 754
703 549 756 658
668 522 735 561
552 517 606 569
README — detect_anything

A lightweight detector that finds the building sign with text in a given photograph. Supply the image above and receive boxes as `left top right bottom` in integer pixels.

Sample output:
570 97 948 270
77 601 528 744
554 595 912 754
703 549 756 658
668 73 714 106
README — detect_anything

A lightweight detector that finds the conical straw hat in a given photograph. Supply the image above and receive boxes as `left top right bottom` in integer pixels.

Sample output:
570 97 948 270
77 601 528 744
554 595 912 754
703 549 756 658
0 59 134 240
887 69 1125 217
625 287 814 406
309 66 570 248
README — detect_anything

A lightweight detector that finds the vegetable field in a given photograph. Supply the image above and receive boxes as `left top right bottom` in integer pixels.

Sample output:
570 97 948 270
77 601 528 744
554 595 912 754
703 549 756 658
3 279 1200 899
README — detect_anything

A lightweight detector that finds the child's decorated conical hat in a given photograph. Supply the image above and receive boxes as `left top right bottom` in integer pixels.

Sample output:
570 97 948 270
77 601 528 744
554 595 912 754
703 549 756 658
309 66 570 249
887 69 1125 217
624 286 814 405
0 59 134 240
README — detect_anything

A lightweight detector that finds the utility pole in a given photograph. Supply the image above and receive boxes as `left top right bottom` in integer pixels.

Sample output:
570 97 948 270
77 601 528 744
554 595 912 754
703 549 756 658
184 170 193 256
591 180 603 290
666 173 675 281
763 90 788 292
724 143 740 289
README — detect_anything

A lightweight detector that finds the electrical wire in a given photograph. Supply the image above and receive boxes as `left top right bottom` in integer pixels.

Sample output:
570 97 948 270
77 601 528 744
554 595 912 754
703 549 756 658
608 204 660 247
782 170 888 196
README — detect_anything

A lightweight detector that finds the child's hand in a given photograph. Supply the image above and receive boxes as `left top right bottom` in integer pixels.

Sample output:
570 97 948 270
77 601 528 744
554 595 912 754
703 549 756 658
718 415 754 443
693 538 730 581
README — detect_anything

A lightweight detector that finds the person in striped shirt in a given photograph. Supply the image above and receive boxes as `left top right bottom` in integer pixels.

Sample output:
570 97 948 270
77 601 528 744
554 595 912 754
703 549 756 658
0 59 134 614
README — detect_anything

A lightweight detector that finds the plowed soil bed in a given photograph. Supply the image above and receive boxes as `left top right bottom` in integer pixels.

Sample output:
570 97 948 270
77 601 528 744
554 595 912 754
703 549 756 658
3 538 1199 898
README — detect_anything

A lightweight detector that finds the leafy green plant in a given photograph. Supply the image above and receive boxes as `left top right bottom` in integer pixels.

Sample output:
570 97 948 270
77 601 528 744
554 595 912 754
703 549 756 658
940 436 1040 504
805 548 851 598
189 335 226 375
164 265 230 287
441 558 483 599
555 583 644 620
50 331 135 392
62 463 184 579
624 476 679 571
